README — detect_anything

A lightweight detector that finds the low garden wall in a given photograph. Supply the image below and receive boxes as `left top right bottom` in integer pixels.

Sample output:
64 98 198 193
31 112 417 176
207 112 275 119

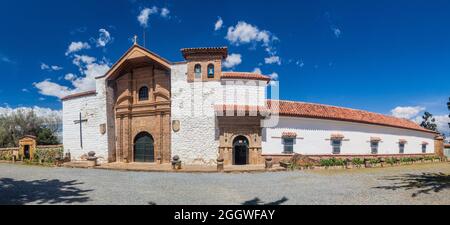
0 145 63 165
270 153 445 170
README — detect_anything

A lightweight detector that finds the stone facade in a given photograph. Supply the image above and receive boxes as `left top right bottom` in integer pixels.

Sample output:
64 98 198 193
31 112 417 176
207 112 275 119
171 63 220 165
217 116 264 165
106 57 171 163
62 44 441 167
62 90 108 163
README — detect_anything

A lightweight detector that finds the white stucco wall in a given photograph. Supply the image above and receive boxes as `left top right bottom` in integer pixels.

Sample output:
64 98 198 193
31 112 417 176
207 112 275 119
62 78 108 163
262 116 436 156
171 64 220 165
218 79 267 106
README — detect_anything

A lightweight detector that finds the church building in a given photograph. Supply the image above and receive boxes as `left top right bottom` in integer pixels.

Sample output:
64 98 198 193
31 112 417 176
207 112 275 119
62 43 440 166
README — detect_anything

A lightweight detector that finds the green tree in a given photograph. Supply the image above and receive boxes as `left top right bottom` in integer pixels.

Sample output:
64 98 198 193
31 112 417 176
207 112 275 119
36 127 59 145
0 109 61 148
420 111 438 132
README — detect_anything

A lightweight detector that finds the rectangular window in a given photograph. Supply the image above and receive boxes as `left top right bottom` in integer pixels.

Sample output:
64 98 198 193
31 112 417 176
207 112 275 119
283 138 294 154
422 144 427 153
371 142 379 154
332 140 341 154
399 143 405 154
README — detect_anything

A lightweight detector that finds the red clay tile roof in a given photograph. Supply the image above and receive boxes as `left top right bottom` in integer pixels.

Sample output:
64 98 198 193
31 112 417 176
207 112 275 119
371 137 382 142
267 100 437 134
445 144 450 148
61 90 96 101
282 132 298 138
181 47 228 59
221 72 271 82
331 133 345 140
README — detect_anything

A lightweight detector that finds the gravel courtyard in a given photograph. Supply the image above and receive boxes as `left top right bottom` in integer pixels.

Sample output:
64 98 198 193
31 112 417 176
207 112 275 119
1 163 449 205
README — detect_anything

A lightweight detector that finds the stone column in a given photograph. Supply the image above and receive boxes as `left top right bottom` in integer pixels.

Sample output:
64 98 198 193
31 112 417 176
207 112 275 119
435 136 445 157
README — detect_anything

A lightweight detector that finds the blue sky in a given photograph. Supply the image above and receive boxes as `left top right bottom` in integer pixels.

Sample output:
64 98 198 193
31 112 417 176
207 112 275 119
0 0 449 133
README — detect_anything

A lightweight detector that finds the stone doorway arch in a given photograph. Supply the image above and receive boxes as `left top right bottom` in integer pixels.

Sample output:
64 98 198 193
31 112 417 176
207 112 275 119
134 132 155 163
233 135 249 165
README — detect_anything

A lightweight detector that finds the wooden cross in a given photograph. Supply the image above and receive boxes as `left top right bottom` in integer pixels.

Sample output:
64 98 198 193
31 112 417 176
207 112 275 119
74 112 88 149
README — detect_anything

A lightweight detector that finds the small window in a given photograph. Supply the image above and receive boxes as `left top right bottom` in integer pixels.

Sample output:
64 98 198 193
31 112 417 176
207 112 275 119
332 139 341 154
207 64 215 78
194 64 202 79
283 138 294 154
371 141 379 154
138 86 149 101
422 144 427 153
399 143 405 154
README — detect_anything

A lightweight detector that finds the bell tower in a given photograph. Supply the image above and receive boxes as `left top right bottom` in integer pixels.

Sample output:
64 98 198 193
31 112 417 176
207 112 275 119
181 47 228 82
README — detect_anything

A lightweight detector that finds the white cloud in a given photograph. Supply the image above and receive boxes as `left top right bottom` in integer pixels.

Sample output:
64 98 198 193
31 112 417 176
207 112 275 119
264 55 281 65
34 79 72 99
0 54 14 64
252 68 262 74
433 115 450 136
34 55 110 99
0 106 61 119
65 42 91 56
214 17 223 31
138 7 158 27
223 53 242 68
391 106 426 119
226 21 272 46
269 72 279 80
41 63 63 71
95 29 112 47
22 88 29 92
64 73 76 81
161 8 170 18
268 72 279 87
296 59 305 67
332 27 342 38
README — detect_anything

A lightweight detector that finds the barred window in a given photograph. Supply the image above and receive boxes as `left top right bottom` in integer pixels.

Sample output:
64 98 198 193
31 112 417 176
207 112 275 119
283 138 294 154
371 141 379 154
207 64 215 78
332 140 342 154
399 143 405 154
422 144 427 153
194 64 202 79
138 86 149 101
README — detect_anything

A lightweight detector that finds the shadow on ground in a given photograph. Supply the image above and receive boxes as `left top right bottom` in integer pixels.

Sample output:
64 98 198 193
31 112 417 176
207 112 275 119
374 172 450 197
0 178 93 205
242 197 288 205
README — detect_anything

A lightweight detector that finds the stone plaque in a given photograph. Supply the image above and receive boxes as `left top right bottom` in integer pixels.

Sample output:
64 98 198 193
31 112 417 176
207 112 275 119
100 124 106 135
172 120 180 132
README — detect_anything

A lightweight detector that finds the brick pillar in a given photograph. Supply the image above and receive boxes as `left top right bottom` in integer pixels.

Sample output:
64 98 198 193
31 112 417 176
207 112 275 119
434 136 445 157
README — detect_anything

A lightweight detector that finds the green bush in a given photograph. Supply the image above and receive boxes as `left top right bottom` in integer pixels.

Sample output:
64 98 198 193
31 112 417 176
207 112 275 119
0 149 14 161
33 146 63 164
369 158 381 164
351 158 364 166
320 158 345 167
385 158 398 165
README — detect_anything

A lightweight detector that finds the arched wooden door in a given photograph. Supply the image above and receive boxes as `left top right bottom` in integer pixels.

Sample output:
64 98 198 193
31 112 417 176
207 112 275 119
233 136 249 165
134 132 155 163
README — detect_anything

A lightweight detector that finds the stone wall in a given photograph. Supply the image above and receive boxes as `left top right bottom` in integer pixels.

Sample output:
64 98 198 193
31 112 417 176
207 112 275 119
62 80 108 163
0 147 17 160
171 63 220 165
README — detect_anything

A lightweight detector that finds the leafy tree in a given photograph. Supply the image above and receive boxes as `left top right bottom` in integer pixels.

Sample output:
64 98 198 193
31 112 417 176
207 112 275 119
0 109 61 148
36 127 59 145
420 111 438 132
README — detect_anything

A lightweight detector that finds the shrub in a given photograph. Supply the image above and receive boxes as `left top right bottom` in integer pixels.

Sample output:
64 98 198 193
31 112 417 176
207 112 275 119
369 158 381 164
33 146 63 164
385 158 398 165
320 158 345 167
352 158 364 166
